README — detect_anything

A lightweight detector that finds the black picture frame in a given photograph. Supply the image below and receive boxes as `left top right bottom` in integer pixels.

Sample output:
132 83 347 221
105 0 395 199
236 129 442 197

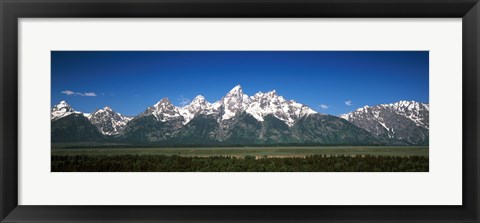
1 0 479 222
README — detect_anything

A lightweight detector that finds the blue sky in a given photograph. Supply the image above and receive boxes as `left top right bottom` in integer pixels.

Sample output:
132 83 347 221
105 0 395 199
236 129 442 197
51 51 429 116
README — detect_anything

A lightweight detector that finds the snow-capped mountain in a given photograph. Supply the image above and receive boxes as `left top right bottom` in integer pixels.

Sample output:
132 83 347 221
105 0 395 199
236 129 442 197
51 101 82 120
51 101 105 142
387 100 429 129
51 89 429 146
178 95 218 124
246 90 316 126
88 106 133 135
141 98 183 122
340 100 429 145
140 85 317 127
216 85 316 126
217 85 252 121
51 101 132 136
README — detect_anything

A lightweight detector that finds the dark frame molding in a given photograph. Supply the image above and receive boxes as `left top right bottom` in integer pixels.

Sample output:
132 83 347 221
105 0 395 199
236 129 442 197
1 0 479 222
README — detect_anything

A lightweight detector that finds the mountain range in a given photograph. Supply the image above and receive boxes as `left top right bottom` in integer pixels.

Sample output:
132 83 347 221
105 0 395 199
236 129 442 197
340 101 429 145
51 85 429 146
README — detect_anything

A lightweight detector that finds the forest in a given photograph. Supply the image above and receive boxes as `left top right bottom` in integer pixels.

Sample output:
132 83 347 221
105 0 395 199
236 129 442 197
51 154 429 172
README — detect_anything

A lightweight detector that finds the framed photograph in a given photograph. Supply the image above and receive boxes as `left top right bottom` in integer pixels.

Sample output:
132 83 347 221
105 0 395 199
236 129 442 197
1 0 479 222
49 51 430 172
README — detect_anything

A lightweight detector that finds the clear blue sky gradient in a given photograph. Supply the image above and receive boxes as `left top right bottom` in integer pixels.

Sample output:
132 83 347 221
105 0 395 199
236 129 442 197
51 51 429 116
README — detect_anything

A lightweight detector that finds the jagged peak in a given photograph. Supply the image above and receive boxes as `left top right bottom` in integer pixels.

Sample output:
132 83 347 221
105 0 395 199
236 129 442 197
90 106 116 116
154 97 172 106
88 105 131 136
397 100 415 103
361 100 428 112
385 100 426 106
55 100 70 107
51 100 81 120
356 105 370 111
192 95 206 102
339 99 430 142
232 84 242 90
342 100 429 118
253 90 279 98
226 84 243 95
91 106 124 118
53 100 74 111
391 100 413 106
190 96 210 108
267 89 277 96
252 91 263 97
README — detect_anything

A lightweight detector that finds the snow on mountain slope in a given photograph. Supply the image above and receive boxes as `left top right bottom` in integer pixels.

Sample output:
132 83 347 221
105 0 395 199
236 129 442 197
340 100 429 144
141 98 183 122
341 101 429 129
178 95 219 124
219 85 252 120
387 100 429 129
246 90 316 126
174 85 317 126
88 106 133 135
53 85 318 130
51 101 82 120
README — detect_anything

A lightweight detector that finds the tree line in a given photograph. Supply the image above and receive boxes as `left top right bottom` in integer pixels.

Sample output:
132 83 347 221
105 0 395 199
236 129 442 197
51 154 428 172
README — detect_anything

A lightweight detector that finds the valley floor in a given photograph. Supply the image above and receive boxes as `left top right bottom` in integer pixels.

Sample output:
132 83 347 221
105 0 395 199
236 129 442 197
51 146 428 172
51 146 429 157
